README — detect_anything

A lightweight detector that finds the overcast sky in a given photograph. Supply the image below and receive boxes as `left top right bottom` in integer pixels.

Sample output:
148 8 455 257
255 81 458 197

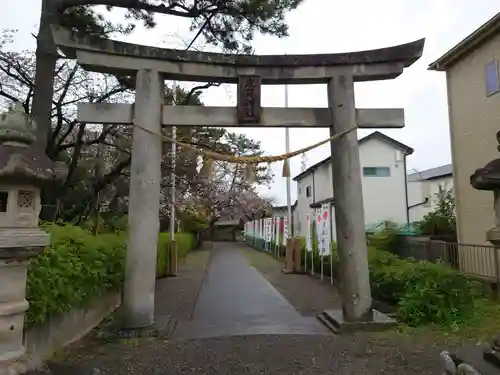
2 1 499 205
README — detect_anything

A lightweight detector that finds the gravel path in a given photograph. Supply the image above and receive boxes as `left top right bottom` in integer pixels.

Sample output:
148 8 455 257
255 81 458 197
154 248 212 320
241 246 342 317
51 333 443 375
44 244 447 375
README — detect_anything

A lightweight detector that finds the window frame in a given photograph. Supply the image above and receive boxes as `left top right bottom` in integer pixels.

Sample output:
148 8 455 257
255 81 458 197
485 59 500 97
0 191 8 213
363 167 391 177
305 185 312 198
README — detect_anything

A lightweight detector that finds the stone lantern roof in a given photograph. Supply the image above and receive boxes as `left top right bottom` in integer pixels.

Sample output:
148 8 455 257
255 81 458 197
0 104 67 184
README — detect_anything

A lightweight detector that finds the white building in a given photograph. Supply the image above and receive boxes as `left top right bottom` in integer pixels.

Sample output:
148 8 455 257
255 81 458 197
272 201 298 221
293 131 414 240
407 164 453 223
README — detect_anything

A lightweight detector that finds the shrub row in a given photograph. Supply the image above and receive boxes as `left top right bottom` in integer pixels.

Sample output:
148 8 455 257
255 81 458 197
26 223 194 328
156 231 194 277
366 248 483 326
246 236 286 256
293 235 484 327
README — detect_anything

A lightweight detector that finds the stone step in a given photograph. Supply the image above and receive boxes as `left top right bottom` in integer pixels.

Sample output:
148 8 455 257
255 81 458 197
46 362 104 375
172 317 329 339
316 313 340 334
317 309 397 334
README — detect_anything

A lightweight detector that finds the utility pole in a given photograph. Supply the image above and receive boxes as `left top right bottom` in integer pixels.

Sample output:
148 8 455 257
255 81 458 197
169 83 178 275
93 126 106 235
284 84 292 236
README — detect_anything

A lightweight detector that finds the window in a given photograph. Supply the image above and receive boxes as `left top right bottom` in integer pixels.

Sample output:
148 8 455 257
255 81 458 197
298 187 302 195
485 60 500 96
363 167 390 177
305 186 312 198
0 192 7 212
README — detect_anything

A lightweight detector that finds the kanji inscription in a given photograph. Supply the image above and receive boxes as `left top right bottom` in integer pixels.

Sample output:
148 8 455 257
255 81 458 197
237 75 262 124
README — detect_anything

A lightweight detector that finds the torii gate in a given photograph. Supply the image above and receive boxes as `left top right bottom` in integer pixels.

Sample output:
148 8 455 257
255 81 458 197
51 25 424 329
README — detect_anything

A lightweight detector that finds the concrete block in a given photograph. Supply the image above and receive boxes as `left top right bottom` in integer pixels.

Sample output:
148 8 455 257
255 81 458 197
318 308 396 334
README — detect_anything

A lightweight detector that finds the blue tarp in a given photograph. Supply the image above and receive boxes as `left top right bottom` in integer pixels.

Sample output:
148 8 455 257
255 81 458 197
365 221 420 236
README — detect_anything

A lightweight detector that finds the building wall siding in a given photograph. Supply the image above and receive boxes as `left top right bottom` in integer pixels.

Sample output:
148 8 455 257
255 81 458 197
408 175 454 223
359 139 407 225
447 32 500 246
295 137 408 238
295 173 315 237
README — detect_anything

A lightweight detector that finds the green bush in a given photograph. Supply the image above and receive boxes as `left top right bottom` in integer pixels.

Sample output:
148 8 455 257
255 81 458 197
366 221 400 252
26 224 194 328
394 261 482 326
369 248 483 326
26 224 126 328
156 232 195 277
293 235 483 327
418 185 457 237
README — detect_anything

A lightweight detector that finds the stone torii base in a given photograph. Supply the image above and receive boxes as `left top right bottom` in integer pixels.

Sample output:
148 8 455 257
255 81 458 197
281 237 303 274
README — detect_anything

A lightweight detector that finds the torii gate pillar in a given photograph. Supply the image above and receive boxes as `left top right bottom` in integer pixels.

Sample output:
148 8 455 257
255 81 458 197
123 69 163 327
328 76 372 320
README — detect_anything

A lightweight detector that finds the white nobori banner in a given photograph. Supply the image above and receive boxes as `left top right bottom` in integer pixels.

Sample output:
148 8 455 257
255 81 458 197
282 217 289 246
275 217 280 246
305 212 312 252
320 204 331 256
315 208 322 253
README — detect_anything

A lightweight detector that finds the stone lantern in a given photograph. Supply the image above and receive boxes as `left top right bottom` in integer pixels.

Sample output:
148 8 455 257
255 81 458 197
0 104 66 374
437 131 500 375
470 136 500 248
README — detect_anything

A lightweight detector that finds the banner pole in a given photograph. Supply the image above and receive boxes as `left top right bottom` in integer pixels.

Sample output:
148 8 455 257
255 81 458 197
321 254 324 281
330 205 334 285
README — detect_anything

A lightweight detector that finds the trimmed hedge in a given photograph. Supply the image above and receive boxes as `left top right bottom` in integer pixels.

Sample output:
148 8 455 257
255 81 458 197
26 223 194 328
293 235 484 327
156 232 195 277
245 236 286 256
366 248 483 326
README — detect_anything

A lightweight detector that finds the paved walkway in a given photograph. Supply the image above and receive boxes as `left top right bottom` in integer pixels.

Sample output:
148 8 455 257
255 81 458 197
173 243 328 339
46 243 444 375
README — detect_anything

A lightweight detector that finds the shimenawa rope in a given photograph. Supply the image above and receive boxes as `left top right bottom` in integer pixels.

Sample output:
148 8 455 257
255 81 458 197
132 123 358 164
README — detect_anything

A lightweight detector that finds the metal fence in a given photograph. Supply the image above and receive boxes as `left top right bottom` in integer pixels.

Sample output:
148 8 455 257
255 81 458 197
394 236 500 283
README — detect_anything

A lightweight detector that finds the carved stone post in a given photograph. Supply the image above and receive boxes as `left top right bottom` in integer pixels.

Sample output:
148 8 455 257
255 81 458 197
470 148 500 279
487 190 500 245
122 69 163 328
327 75 372 321
440 140 500 374
0 104 66 374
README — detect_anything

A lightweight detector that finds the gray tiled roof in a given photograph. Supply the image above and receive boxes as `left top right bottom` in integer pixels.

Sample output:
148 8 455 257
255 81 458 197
407 164 452 182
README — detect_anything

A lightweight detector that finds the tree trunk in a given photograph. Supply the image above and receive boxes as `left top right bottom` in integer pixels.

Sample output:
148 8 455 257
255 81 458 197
32 0 58 151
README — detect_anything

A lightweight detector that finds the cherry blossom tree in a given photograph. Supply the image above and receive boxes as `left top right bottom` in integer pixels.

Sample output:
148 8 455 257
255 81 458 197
1 29 276 229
